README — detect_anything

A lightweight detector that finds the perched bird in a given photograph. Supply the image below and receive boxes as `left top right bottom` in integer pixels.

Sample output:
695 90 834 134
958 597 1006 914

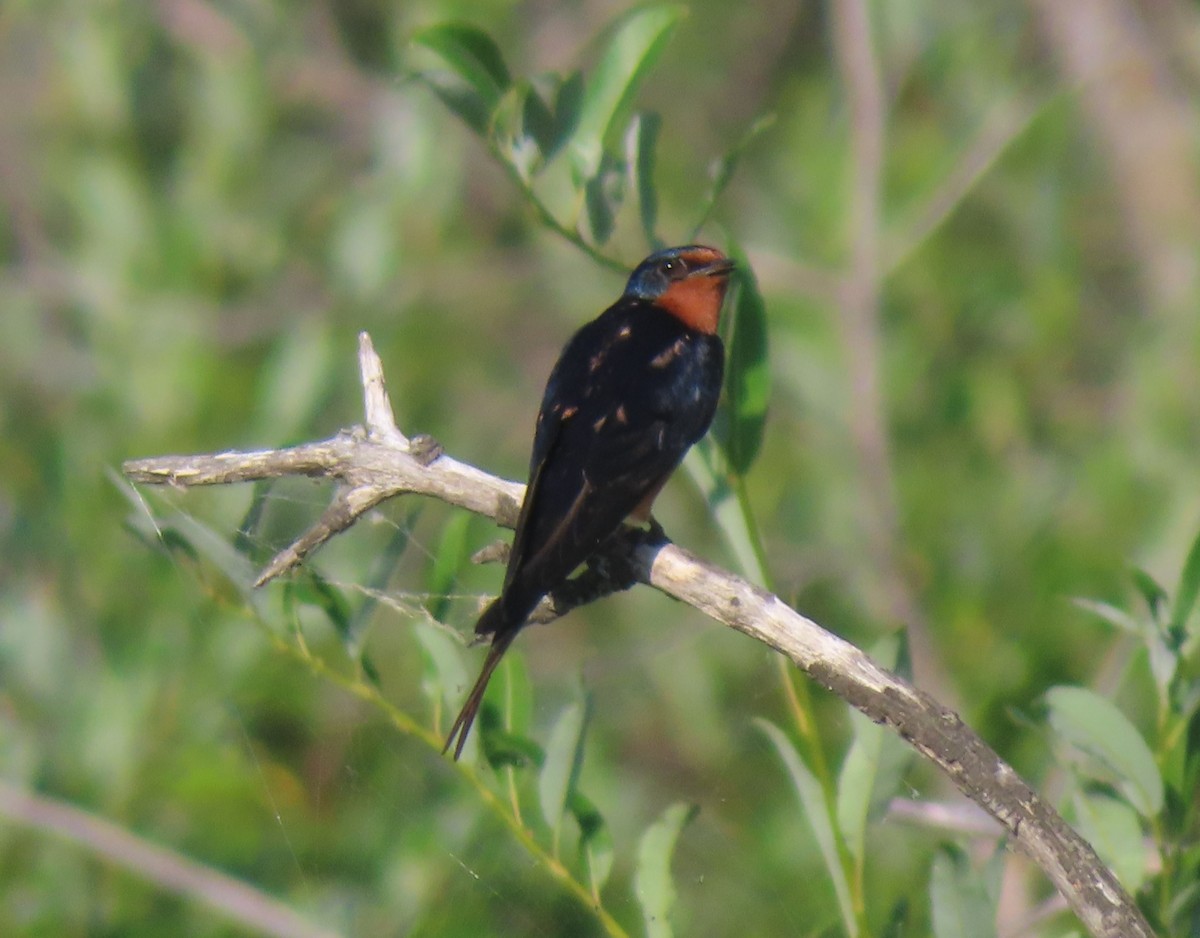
444 245 735 759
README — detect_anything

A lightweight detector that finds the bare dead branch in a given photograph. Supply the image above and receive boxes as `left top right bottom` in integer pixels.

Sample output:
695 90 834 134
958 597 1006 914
121 333 1152 938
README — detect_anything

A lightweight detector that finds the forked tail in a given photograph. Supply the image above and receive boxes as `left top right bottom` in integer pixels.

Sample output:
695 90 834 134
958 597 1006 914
443 600 518 759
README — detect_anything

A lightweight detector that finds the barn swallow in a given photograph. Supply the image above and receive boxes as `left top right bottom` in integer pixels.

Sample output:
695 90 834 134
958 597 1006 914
444 245 734 759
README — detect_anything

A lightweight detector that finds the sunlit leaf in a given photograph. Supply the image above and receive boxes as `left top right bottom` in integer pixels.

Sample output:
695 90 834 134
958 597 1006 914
426 511 473 622
757 719 856 936
167 508 261 605
497 651 533 740
1072 596 1141 635
347 520 414 655
568 5 685 181
683 441 769 584
1045 685 1164 818
538 697 589 844
635 801 698 938
417 618 470 748
1072 791 1148 892
625 111 662 248
837 635 913 866
930 844 999 938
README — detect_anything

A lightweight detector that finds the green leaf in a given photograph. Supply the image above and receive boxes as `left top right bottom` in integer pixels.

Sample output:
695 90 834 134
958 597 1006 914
292 569 352 643
1072 791 1147 892
929 844 1000 938
757 719 856 937
1045 685 1164 818
411 23 510 112
159 506 262 609
492 84 542 183
635 801 698 938
538 697 589 844
346 520 413 656
837 635 914 866
416 618 471 748
625 111 662 248
412 70 493 135
1131 567 1168 622
581 152 626 246
1171 524 1200 638
568 5 686 180
719 252 770 475
569 790 615 895
682 440 769 584
232 479 271 560
496 652 534 741
1072 596 1141 635
524 72 584 164
426 511 474 622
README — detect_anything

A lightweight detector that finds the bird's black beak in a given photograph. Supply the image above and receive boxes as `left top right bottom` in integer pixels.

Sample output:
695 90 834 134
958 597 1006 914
692 256 736 280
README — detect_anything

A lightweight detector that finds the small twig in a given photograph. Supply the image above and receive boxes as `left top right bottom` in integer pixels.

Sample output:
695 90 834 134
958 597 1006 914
0 779 339 938
122 332 1153 938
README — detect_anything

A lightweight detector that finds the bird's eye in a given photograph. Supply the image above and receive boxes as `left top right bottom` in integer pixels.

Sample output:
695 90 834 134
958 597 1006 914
660 258 687 279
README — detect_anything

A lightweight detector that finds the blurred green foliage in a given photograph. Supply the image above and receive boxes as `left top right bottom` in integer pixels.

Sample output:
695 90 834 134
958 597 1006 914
3 0 1200 936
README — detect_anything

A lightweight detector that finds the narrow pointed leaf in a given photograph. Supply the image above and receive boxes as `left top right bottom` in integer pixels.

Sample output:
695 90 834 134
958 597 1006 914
538 698 589 839
837 635 913 865
1072 791 1147 891
524 72 584 164
346 520 413 654
930 844 999 938
426 511 473 621
757 719 857 936
1131 567 1168 621
411 23 510 110
720 253 770 475
581 153 625 246
1072 596 1141 635
635 801 698 938
1045 685 1164 818
497 653 533 739
626 111 662 248
569 5 685 180
1171 524 1200 637
412 70 492 135
570 790 615 895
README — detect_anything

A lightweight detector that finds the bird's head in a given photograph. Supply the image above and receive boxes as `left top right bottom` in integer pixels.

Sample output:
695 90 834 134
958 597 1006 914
623 245 735 335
